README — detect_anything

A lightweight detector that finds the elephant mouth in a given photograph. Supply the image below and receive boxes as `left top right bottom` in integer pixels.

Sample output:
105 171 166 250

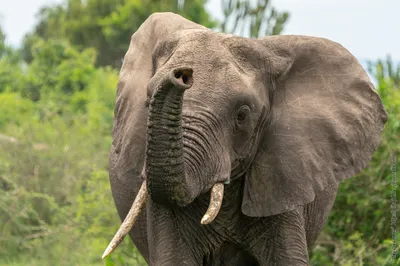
102 181 225 259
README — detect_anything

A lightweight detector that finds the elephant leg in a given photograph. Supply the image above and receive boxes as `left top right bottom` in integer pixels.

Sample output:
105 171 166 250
146 199 201 266
243 210 310 266
210 243 259 266
303 182 338 248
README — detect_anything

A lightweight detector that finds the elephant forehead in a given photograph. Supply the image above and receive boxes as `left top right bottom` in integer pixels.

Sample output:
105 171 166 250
183 62 250 104
171 40 250 88
172 41 230 66
157 32 259 107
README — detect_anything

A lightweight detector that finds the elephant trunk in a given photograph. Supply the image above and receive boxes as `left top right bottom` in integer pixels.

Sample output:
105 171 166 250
102 68 226 258
145 68 197 206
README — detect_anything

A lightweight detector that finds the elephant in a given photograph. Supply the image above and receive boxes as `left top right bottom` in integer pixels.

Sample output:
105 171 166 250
104 12 387 265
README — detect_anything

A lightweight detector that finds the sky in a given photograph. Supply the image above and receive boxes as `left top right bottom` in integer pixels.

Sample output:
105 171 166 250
0 0 399 62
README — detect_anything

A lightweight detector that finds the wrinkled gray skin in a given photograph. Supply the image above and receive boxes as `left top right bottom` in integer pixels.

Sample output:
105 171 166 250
108 13 387 265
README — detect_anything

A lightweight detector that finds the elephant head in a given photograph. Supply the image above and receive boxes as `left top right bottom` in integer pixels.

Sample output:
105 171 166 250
103 12 387 257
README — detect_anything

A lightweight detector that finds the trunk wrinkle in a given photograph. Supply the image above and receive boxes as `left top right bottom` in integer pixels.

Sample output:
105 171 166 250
146 69 197 206
146 69 230 207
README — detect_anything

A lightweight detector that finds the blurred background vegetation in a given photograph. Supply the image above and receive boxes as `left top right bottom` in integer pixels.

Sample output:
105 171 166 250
0 0 398 265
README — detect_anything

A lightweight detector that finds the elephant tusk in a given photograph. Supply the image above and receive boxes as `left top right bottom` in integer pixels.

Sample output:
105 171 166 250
102 181 148 259
200 183 224 225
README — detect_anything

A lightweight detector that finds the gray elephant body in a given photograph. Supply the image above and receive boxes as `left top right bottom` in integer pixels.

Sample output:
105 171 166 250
110 171 338 265
108 13 387 265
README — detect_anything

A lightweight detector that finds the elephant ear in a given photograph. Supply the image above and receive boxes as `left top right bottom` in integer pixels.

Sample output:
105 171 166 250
240 35 387 217
111 13 205 185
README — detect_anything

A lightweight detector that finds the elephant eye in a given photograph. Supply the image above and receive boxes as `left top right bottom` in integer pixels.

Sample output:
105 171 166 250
236 105 250 124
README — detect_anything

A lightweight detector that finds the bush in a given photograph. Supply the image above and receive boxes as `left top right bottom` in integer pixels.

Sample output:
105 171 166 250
0 36 145 265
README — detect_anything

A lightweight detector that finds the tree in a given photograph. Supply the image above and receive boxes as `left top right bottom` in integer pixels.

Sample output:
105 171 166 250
22 0 289 67
220 0 289 37
0 26 24 94
368 55 400 89
22 0 216 68
0 27 5 56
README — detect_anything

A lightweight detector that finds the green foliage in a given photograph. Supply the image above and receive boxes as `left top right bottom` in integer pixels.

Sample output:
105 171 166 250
0 32 145 265
21 38 97 102
0 28 5 55
23 0 216 68
0 30 24 94
220 0 289 37
368 55 400 89
0 93 35 128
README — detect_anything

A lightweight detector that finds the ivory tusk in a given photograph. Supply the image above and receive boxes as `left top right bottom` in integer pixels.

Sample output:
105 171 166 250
200 183 224 225
102 181 148 259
